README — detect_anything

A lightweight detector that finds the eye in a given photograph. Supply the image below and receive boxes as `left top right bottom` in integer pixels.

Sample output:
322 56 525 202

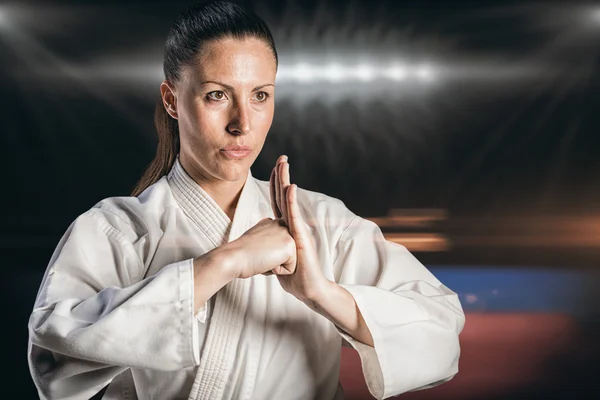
206 91 227 101
253 91 270 102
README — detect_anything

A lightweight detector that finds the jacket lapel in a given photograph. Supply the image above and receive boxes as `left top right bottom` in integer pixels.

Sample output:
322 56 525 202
168 158 262 400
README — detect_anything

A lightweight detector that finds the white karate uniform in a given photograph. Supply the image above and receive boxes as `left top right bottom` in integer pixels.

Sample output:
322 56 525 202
28 158 465 400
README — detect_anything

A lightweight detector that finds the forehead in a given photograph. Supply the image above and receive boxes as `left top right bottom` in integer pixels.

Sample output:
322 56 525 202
183 37 277 86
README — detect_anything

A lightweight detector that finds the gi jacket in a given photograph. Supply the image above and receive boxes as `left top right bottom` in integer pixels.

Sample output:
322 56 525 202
28 158 465 400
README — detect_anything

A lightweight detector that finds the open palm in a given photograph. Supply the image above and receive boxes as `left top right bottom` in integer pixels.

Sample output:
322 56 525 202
269 156 329 303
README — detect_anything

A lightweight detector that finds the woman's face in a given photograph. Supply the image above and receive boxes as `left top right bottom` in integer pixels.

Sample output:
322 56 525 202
164 36 277 185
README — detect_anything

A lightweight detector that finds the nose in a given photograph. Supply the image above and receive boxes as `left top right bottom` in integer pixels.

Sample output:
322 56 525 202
227 101 251 136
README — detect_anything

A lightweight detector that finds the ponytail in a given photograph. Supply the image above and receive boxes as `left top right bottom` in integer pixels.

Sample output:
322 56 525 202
131 100 179 196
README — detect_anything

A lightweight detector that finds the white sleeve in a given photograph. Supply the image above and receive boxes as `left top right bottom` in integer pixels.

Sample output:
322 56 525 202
27 209 202 400
333 215 465 400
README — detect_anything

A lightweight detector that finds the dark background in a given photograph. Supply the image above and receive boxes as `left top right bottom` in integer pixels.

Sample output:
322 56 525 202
2 0 599 398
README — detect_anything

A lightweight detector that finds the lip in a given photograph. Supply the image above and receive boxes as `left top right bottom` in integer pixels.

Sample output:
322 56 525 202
221 145 252 160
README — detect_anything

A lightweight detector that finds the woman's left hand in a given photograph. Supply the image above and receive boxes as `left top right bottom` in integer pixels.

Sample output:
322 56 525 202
269 155 330 303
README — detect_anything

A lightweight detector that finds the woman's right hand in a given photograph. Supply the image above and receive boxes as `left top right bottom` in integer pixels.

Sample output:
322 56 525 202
192 218 296 309
223 218 297 279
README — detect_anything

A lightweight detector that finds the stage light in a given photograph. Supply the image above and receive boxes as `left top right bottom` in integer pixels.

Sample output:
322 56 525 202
384 64 408 81
415 64 434 81
276 61 440 84
592 8 600 24
354 64 375 81
293 63 314 82
0 6 11 30
323 63 346 82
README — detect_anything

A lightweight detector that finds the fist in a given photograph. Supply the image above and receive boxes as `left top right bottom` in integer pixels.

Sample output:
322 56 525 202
228 218 297 279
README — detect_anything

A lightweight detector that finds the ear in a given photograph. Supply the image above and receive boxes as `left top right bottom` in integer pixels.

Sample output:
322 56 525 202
160 80 178 120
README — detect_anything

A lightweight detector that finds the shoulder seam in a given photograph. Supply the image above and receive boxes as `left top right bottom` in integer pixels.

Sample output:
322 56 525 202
332 215 361 268
87 208 146 284
338 214 361 242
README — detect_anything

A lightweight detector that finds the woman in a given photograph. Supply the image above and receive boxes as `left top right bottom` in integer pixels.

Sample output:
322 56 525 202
27 1 465 399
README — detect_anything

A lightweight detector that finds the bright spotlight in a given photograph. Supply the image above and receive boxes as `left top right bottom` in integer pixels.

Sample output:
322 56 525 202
275 60 443 85
0 6 11 30
384 64 408 81
592 8 600 24
293 63 314 82
323 63 346 82
415 64 434 81
355 64 375 81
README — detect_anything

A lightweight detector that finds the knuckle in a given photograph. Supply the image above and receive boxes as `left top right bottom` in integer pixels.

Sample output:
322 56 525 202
284 235 295 247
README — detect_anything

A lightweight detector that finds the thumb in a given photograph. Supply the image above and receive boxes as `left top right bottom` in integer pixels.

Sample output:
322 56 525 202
271 245 297 276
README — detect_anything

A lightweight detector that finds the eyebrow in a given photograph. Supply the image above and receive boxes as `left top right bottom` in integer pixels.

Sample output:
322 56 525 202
200 80 275 91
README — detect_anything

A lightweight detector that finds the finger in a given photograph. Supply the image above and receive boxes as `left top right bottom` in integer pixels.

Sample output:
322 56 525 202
281 251 297 274
285 163 292 219
269 168 281 218
274 157 285 220
278 234 297 275
274 164 280 218
283 163 291 223
276 218 287 227
271 264 294 275
287 184 310 250
278 162 290 224
275 155 287 205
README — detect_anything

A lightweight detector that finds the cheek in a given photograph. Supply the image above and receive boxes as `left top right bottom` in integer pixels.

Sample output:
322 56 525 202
192 102 223 128
253 105 275 135
188 105 226 142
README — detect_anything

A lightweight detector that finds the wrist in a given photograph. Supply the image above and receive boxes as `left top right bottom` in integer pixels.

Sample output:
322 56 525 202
301 279 336 310
191 247 240 312
194 245 240 283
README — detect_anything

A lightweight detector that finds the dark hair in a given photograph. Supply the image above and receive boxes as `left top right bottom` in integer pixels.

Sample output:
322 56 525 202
131 0 278 196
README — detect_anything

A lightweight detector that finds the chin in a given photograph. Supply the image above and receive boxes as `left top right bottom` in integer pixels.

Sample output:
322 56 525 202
218 162 251 182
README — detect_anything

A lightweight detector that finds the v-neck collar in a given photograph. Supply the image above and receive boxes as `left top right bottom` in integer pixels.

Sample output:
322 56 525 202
167 157 260 245
168 157 263 400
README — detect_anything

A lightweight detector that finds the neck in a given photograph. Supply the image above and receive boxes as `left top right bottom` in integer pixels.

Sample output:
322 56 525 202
206 181 245 221
179 158 246 220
